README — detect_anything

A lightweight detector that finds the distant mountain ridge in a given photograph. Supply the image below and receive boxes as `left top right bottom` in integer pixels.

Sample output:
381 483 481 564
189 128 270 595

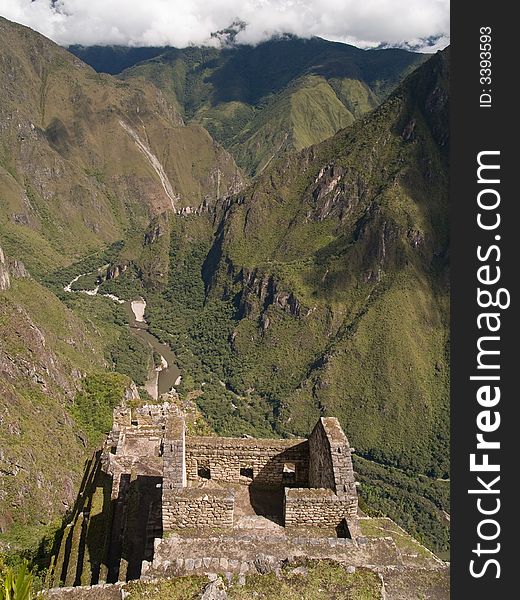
70 37 427 175
0 16 243 275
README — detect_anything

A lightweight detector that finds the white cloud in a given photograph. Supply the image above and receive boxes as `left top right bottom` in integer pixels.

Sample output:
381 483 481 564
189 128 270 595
0 0 449 51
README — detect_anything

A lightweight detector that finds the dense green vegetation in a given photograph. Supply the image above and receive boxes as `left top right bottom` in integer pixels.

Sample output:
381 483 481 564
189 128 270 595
137 216 277 437
0 560 33 600
108 330 151 387
40 241 155 390
354 457 449 554
70 372 133 444
39 240 125 294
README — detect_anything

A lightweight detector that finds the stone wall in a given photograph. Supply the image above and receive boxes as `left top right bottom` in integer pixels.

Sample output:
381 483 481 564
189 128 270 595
308 418 357 501
133 403 173 427
308 420 336 490
103 404 359 539
185 437 309 486
163 412 186 490
162 488 234 530
284 487 358 528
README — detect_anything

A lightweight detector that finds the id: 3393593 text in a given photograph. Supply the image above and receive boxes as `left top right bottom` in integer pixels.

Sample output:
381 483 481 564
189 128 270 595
480 26 492 108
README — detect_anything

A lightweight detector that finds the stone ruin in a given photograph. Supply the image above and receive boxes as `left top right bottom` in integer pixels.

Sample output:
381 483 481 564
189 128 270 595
103 402 360 538
49 401 448 596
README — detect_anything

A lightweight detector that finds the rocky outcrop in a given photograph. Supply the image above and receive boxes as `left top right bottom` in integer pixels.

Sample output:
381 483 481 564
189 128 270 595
105 263 128 281
144 223 164 246
201 579 228 600
8 257 29 279
144 212 171 245
0 246 10 290
235 267 302 320
0 246 30 291
307 164 367 223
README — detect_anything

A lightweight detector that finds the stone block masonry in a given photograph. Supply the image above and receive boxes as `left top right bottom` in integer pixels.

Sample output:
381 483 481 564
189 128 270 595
309 417 358 504
102 404 359 537
50 398 447 593
162 488 234 530
284 487 358 528
185 437 309 486
161 416 360 534
163 411 186 489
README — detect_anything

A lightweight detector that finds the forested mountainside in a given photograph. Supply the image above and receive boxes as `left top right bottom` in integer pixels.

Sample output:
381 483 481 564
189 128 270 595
204 49 450 550
205 48 450 473
0 15 240 550
0 243 134 546
71 37 426 175
0 12 449 558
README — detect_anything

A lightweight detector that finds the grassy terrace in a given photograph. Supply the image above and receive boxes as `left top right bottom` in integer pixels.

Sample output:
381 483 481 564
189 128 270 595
359 518 437 563
125 560 382 600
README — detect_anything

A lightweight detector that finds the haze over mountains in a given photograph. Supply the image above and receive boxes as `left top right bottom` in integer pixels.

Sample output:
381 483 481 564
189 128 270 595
0 15 449 557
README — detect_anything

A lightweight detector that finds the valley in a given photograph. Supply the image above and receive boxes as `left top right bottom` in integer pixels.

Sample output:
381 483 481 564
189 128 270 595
71 37 427 176
62 269 181 400
0 15 450 593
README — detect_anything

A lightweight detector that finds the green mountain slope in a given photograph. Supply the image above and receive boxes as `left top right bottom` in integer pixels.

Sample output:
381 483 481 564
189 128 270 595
0 16 242 549
0 245 137 550
72 37 426 175
0 16 449 556
0 17 243 275
207 48 449 474
100 49 449 551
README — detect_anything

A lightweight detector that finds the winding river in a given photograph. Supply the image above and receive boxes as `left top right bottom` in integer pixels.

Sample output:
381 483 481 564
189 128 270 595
64 272 181 400
125 298 181 399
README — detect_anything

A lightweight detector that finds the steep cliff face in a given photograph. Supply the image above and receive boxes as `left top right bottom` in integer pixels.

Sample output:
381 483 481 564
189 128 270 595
0 244 135 548
0 17 244 275
0 248 78 536
0 247 10 291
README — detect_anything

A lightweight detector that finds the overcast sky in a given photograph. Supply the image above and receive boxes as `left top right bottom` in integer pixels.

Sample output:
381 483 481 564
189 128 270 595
0 0 449 51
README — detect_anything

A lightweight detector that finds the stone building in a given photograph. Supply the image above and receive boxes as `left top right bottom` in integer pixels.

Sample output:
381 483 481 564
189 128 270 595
102 402 359 538
50 400 447 592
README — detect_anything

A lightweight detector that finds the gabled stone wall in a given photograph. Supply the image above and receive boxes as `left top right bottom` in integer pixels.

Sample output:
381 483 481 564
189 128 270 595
287 417 359 530
309 417 357 500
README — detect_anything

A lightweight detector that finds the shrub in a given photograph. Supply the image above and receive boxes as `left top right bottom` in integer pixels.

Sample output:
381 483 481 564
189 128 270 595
0 562 33 600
